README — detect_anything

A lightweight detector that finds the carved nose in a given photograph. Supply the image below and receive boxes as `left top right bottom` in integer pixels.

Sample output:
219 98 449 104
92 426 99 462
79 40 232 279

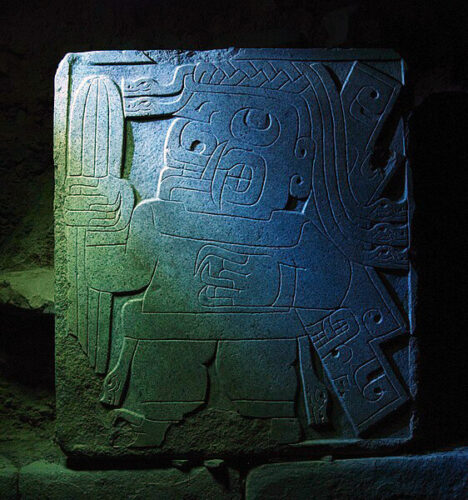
211 150 265 209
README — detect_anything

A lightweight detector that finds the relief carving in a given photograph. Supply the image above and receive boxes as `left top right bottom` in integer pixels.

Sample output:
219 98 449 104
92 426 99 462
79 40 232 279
59 50 412 450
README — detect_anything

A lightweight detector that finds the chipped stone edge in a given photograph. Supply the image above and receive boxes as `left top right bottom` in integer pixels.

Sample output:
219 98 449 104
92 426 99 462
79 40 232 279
65 48 403 66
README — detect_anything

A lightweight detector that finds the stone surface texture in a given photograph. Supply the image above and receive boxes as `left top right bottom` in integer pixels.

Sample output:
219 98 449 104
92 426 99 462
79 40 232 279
246 450 468 499
55 48 413 457
1 3 467 499
0 449 465 499
19 460 241 499
0 268 54 312
0 456 17 500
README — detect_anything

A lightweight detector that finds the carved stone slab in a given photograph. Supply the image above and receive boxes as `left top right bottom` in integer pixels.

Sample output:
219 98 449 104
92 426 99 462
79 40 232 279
54 49 415 457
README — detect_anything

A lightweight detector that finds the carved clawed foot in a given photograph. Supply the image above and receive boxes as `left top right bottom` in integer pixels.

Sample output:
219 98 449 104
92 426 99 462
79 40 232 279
100 366 126 406
100 338 137 407
110 409 171 448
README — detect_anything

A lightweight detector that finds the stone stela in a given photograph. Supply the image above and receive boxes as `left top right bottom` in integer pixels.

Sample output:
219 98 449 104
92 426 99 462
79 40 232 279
54 49 414 456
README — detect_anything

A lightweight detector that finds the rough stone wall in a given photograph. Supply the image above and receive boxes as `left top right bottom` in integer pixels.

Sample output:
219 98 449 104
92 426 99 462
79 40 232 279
0 0 466 495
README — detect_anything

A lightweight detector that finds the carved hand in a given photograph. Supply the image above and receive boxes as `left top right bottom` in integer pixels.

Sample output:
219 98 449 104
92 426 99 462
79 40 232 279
64 176 134 232
195 245 279 307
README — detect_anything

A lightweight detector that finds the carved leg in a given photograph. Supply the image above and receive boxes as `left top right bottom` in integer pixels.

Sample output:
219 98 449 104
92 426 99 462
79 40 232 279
100 337 138 407
216 339 297 418
107 340 216 448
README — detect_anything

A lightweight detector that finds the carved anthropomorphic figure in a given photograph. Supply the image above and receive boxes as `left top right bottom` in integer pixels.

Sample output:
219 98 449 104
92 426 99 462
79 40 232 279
64 58 409 446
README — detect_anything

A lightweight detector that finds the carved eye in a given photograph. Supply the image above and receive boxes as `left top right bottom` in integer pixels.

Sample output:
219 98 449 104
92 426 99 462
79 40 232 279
243 108 271 130
230 107 280 146
176 120 217 156
189 140 205 153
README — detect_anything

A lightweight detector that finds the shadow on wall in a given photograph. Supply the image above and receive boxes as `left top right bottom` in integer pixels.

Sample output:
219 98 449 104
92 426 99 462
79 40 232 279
409 91 468 448
0 305 54 389
0 305 55 439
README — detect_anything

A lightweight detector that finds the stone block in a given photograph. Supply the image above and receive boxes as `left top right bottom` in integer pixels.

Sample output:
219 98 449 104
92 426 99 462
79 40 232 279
246 450 468 499
0 456 18 500
19 460 241 499
0 268 54 312
54 48 414 457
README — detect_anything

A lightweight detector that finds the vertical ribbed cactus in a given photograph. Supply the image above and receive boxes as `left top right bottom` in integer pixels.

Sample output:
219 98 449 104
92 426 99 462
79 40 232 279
68 76 124 178
66 76 124 373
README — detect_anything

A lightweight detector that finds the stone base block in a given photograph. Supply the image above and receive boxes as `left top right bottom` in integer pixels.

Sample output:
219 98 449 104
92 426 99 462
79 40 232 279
1 450 466 499
19 460 241 499
246 450 468 499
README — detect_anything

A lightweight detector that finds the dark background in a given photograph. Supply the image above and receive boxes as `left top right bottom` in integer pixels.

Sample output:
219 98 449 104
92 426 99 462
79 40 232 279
0 0 466 458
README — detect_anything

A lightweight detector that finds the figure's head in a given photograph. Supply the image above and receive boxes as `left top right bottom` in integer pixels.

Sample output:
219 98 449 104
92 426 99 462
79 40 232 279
158 75 315 219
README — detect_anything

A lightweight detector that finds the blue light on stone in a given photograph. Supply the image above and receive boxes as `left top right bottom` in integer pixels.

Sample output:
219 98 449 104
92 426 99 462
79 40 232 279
54 49 413 456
